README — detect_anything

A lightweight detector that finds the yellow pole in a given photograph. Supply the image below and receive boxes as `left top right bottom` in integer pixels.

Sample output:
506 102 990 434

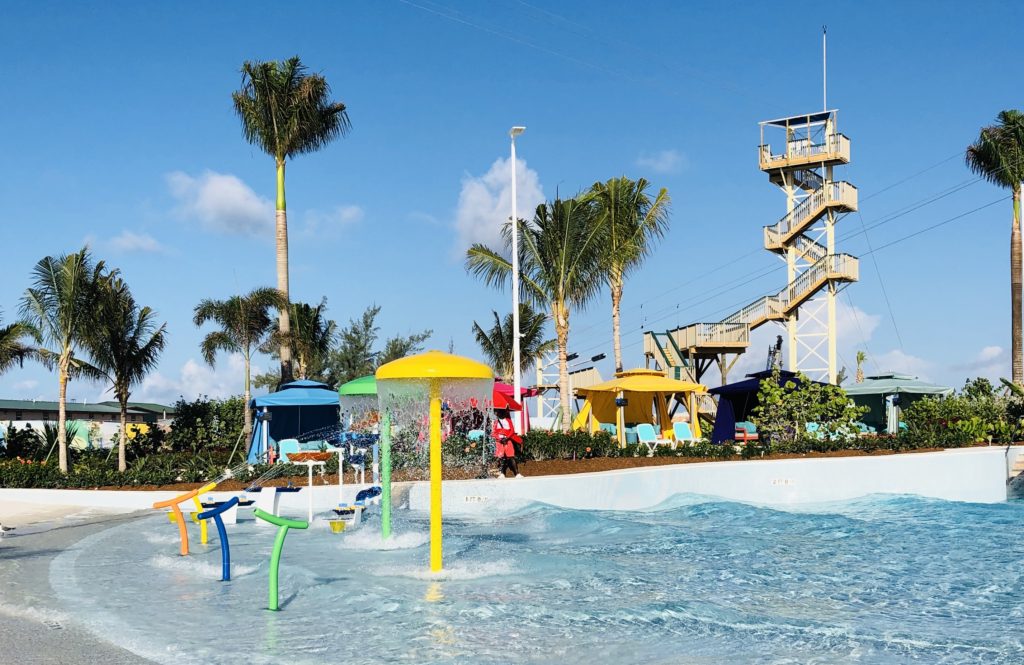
191 495 208 544
429 380 443 572
616 391 626 447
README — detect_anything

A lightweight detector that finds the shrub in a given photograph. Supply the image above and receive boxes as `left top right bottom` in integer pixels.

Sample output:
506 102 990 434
521 430 617 461
751 367 867 453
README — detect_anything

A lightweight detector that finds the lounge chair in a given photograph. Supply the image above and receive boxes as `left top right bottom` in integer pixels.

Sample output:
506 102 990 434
636 423 673 456
467 429 486 442
734 421 759 443
277 439 301 463
599 423 617 437
672 422 699 446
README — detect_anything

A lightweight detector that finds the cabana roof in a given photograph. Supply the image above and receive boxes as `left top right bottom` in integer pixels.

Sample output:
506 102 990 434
842 373 952 397
577 368 706 396
251 380 340 407
338 375 377 396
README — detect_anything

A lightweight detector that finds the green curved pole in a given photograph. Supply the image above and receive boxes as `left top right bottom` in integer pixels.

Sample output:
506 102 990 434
254 508 308 611
381 411 392 539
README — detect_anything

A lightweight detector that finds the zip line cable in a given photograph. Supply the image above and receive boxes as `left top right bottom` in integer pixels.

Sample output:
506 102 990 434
566 194 1008 359
570 153 1023 347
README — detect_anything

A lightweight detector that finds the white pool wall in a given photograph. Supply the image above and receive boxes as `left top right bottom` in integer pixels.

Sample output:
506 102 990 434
1 446 1020 518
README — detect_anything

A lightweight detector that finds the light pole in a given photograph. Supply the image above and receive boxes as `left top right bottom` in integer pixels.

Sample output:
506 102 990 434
509 126 526 431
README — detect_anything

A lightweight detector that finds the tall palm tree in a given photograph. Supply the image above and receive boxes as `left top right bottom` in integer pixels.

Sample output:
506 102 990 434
194 288 287 447
0 310 34 374
20 249 109 473
967 110 1024 383
472 303 555 383
467 197 606 430
88 277 167 472
232 56 350 384
280 299 337 380
590 177 671 372
855 350 867 383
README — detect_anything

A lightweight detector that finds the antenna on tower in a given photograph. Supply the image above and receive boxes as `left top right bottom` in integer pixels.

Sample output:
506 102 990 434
822 25 828 111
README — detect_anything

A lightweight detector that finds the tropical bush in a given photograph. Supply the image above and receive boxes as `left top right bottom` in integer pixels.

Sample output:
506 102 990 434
521 429 618 461
751 367 867 452
900 378 1024 447
165 396 245 453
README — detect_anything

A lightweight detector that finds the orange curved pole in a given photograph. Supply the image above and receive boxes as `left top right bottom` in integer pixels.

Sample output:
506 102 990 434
152 482 217 556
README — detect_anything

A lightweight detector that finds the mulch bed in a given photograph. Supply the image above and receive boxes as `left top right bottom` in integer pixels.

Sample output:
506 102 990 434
91 446 951 492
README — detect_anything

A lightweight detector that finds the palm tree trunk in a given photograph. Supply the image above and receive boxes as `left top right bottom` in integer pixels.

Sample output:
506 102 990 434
57 360 68 474
610 274 624 373
118 397 128 473
276 158 294 384
554 304 571 432
243 353 253 452
1013 187 1023 384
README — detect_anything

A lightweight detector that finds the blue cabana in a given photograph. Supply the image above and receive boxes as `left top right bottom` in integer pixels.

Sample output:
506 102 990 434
709 370 820 444
247 380 341 463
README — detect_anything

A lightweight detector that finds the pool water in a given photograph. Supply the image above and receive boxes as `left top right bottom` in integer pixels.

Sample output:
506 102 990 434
52 495 1024 664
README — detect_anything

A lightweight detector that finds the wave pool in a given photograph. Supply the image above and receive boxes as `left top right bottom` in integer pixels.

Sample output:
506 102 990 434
50 495 1024 664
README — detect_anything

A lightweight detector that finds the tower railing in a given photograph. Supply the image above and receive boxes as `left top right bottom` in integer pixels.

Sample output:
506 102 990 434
764 181 858 248
759 132 850 169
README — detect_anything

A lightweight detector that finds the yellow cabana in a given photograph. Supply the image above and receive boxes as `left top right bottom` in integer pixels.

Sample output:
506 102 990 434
571 368 707 446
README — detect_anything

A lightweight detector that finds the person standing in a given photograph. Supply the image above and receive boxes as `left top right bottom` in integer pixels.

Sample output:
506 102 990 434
493 408 523 478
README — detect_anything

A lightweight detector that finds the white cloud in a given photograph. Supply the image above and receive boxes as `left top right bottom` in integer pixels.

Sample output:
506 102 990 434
166 170 273 237
108 230 166 254
453 156 544 256
949 345 1007 381
872 349 933 379
135 355 255 404
12 379 38 394
302 205 364 237
636 149 686 174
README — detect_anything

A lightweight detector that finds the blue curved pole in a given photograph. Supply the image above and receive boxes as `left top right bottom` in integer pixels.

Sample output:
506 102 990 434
197 497 239 582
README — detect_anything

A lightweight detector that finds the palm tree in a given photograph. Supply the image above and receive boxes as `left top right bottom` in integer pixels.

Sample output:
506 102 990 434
88 277 167 472
194 288 287 447
967 110 1024 383
281 299 337 380
590 177 671 372
0 310 34 374
232 56 351 384
855 350 867 383
472 303 555 383
467 197 606 430
20 249 109 473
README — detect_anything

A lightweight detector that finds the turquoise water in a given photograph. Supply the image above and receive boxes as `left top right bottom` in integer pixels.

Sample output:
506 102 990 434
52 495 1024 664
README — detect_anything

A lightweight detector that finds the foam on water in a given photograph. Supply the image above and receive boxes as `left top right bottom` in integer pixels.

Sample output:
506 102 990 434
337 528 429 551
49 496 1024 664
149 554 259 579
370 559 517 581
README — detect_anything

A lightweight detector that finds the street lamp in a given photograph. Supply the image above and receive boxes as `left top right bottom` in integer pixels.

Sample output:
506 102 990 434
509 126 526 431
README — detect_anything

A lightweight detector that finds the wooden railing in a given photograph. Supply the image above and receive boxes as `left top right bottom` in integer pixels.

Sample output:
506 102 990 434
763 181 858 248
759 133 850 169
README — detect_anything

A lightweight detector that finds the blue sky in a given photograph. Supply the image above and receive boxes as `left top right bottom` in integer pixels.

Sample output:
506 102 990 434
2 0 1022 404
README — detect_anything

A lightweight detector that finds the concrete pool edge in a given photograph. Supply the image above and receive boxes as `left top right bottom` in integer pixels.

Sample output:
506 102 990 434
2 446 1021 519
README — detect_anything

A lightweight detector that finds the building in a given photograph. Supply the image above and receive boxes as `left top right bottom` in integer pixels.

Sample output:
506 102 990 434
0 399 176 449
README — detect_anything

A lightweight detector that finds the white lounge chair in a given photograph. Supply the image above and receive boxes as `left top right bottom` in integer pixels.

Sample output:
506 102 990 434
636 423 672 456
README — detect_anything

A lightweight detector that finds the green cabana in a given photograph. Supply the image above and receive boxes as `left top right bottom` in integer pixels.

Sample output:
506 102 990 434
339 375 377 396
844 373 953 433
339 375 377 426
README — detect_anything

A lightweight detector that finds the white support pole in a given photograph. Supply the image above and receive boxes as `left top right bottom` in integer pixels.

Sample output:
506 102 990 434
510 126 526 432
307 462 314 523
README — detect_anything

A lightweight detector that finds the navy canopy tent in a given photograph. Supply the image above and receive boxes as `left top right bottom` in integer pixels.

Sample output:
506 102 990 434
709 370 819 444
247 380 341 463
